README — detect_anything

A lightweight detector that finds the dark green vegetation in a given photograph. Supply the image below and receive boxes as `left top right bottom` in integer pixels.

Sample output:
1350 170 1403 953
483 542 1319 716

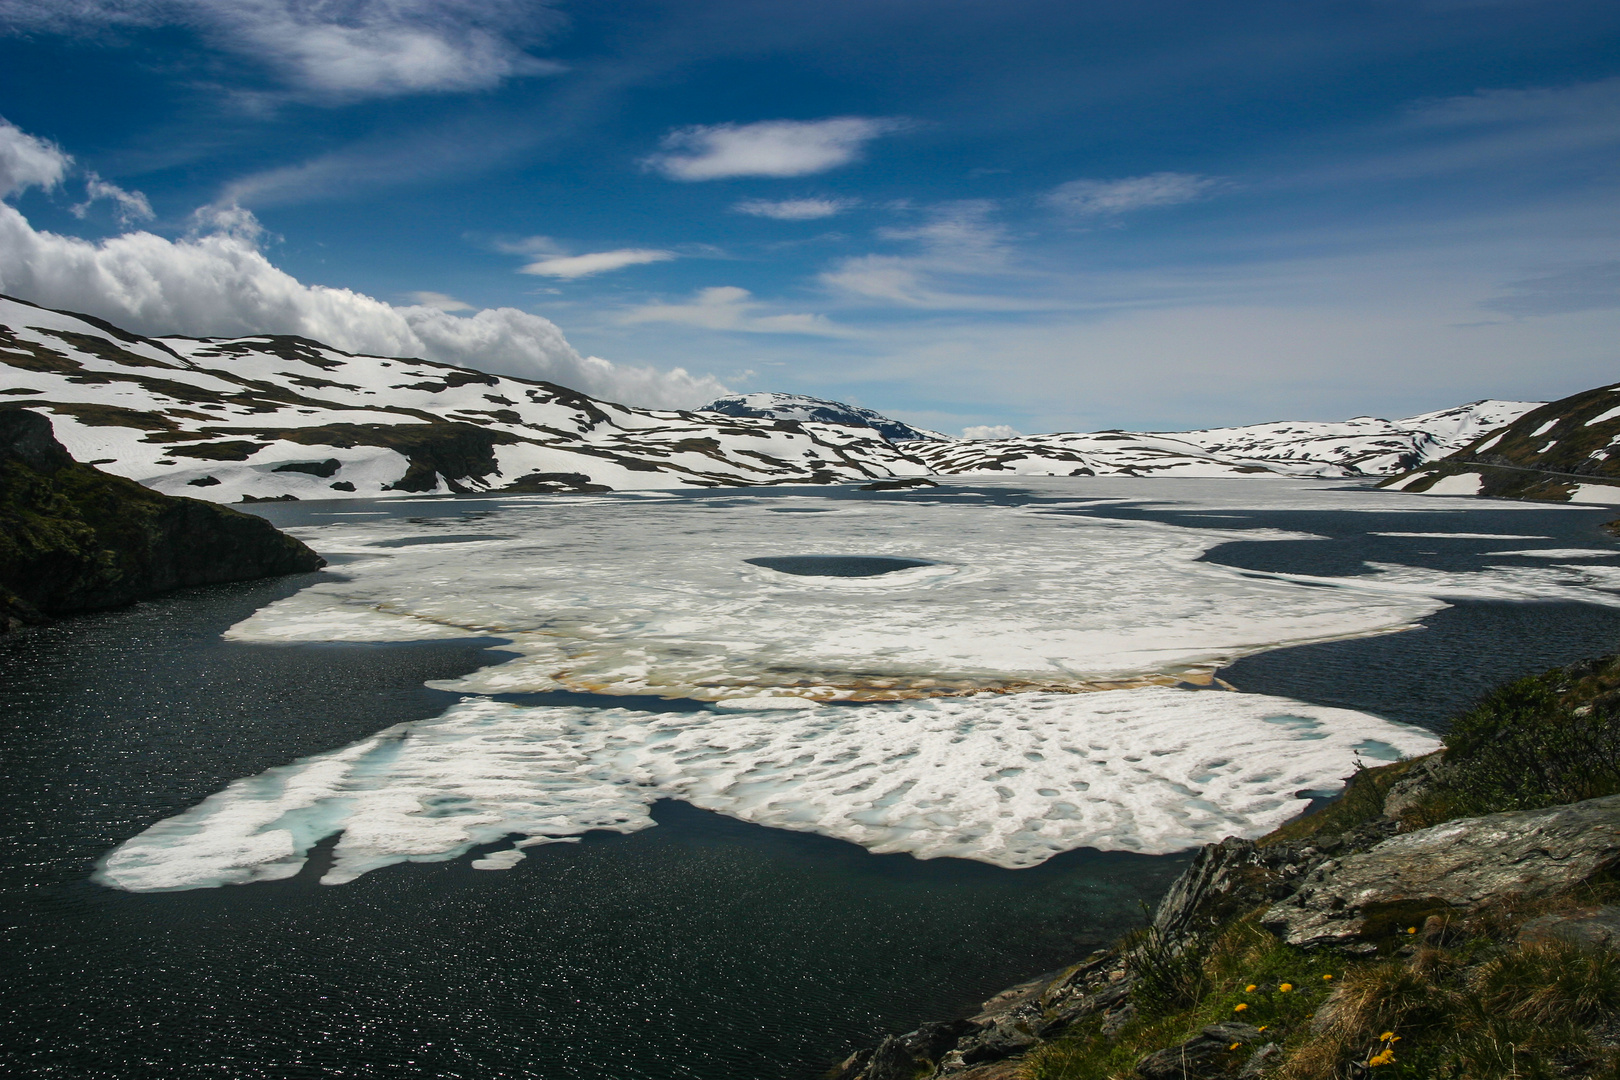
0 409 324 630
1017 656 1620 1080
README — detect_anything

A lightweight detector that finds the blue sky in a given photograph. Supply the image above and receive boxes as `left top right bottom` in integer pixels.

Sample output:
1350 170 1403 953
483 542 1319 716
1 0 1619 435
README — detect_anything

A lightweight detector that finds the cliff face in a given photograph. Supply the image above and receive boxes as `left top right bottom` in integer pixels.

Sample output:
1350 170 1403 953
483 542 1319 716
0 409 325 631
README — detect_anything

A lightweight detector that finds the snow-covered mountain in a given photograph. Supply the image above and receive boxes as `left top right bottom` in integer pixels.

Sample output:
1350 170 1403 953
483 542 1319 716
699 392 952 443
907 401 1541 479
0 293 1548 503
0 295 926 503
1382 382 1620 505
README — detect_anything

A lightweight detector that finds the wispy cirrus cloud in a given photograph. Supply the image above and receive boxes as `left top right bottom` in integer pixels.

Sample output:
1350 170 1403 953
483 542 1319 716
520 248 675 279
0 0 564 100
1483 262 1620 317
621 286 846 336
733 197 855 220
1045 172 1221 216
819 201 1050 310
646 118 903 181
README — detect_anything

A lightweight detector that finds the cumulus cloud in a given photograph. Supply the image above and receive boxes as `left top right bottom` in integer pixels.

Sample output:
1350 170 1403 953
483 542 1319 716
0 119 72 198
962 425 1022 440
0 0 562 99
520 248 675 279
621 286 845 335
733 197 854 220
647 118 902 181
72 172 155 224
0 198 723 408
1046 172 1219 216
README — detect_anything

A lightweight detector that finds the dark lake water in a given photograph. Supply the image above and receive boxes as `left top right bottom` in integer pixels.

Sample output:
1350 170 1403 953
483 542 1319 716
4 482 1620 1078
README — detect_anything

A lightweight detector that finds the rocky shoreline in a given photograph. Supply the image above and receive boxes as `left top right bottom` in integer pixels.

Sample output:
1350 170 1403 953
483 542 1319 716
830 659 1620 1080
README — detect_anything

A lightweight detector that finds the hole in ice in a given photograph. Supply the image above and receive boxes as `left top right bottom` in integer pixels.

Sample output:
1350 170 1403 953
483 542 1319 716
744 555 936 577
369 534 512 548
1263 714 1323 732
1352 738 1403 761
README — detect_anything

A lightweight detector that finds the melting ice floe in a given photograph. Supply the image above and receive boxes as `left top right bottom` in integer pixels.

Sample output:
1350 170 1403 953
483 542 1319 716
94 690 1442 891
217 486 1610 700
97 479 1620 889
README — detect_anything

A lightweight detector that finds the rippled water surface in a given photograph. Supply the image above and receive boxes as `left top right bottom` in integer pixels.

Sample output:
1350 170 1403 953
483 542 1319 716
5 478 1620 1078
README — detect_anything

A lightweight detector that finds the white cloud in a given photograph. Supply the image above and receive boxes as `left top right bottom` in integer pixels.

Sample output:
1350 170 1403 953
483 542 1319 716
71 172 155 224
0 119 71 198
820 202 1045 310
621 286 846 335
0 199 723 409
1046 172 1219 216
962 425 1022 440
493 234 566 256
647 118 902 181
405 290 473 311
733 197 854 220
520 248 675 279
0 0 562 100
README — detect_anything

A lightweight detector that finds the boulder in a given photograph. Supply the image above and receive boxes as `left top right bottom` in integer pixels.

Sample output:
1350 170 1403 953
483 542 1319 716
1264 794 1620 949
831 1020 972 1080
1135 1022 1263 1079
1518 905 1620 950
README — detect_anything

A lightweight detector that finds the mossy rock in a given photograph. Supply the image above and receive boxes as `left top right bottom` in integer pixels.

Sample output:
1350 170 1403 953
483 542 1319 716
0 409 324 629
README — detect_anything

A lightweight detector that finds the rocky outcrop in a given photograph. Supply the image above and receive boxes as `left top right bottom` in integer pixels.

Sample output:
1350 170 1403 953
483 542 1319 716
0 409 324 630
1519 905 1620 950
830 785 1620 1079
1151 819 1401 951
1135 1022 1266 1079
1263 793 1620 949
829 954 1139 1080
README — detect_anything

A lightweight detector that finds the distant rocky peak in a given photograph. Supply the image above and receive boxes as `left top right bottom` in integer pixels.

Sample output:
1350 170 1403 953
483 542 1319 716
698 392 953 444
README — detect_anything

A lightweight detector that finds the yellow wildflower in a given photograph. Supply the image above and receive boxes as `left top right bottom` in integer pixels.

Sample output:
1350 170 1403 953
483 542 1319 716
1407 926 1417 934
1257 1026 1268 1033
1278 983 1293 993
1322 974 1333 981
1233 1003 1248 1012
1244 984 1257 992
1380 1032 1395 1041
1229 1043 1241 1051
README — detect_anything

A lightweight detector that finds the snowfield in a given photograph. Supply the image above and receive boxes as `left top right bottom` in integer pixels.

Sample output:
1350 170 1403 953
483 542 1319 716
1 294 1541 504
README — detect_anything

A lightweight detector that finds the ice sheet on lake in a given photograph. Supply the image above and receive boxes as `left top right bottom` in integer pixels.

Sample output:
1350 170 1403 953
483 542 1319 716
95 479 1620 890
223 482 1620 702
95 688 1440 891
